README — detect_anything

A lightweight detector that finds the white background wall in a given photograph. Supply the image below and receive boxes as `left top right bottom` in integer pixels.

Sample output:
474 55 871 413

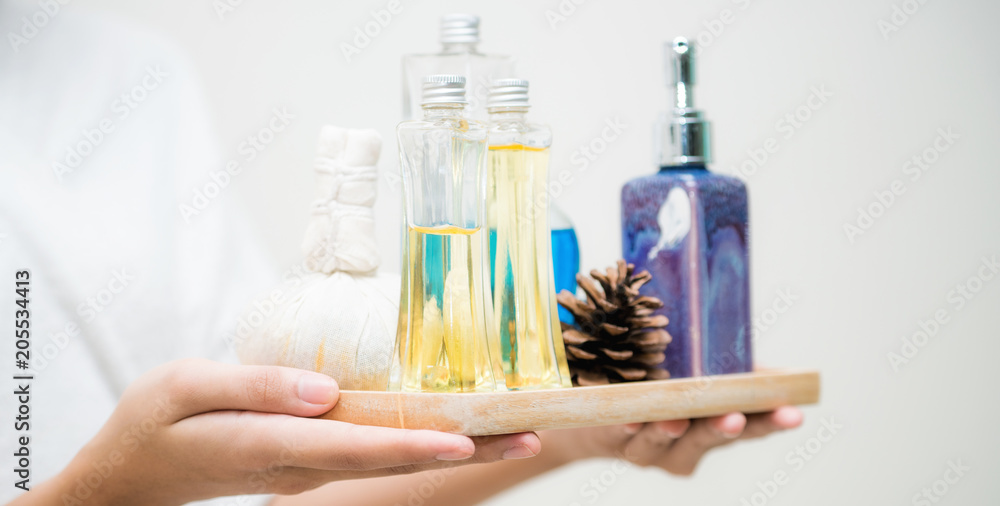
76 0 1000 503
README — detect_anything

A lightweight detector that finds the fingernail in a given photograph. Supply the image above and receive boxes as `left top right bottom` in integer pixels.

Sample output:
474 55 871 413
721 414 746 438
623 424 642 435
775 406 804 428
436 450 473 461
717 424 742 439
655 422 685 438
663 428 685 438
502 445 536 460
298 374 338 405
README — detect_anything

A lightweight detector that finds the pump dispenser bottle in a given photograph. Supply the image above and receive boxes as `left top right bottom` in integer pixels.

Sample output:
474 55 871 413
402 14 514 121
621 38 752 378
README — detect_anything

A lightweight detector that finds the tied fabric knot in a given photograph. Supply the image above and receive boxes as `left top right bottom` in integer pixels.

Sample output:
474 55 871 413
301 126 382 275
312 158 379 201
235 124 398 391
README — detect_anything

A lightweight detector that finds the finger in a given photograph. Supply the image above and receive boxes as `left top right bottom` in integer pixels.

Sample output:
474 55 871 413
740 407 804 440
654 419 692 437
285 432 542 482
152 359 340 420
621 419 690 466
269 419 484 471
245 414 540 471
597 423 647 451
657 413 746 475
622 423 644 436
474 432 543 461
596 423 646 450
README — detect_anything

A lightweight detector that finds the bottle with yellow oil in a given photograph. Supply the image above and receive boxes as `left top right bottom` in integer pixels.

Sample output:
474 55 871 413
487 79 572 390
391 75 505 393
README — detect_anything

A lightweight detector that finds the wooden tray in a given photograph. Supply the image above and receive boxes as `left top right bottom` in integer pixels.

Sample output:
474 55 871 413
319 369 820 436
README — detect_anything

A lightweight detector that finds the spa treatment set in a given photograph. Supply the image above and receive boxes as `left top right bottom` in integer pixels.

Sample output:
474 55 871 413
235 15 753 397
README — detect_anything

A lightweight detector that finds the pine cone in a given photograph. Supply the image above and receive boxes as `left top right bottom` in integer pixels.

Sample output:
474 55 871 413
557 260 672 386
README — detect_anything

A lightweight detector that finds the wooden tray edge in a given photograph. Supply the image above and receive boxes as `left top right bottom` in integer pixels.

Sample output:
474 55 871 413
319 368 821 436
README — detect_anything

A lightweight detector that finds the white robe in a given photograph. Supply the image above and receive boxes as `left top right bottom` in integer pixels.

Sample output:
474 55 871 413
0 3 274 504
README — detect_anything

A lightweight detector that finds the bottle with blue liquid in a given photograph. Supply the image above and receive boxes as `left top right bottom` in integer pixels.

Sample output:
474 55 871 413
620 38 752 378
550 204 580 324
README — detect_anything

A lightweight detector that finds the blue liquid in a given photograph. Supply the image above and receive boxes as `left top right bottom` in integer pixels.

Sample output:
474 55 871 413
551 227 580 324
488 228 515 360
489 227 580 324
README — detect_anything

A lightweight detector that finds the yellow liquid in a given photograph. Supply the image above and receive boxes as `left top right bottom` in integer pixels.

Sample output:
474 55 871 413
489 144 572 389
395 225 501 392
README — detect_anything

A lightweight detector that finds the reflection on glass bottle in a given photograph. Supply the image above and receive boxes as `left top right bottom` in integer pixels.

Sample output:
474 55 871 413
486 79 572 390
549 204 580 324
392 75 504 393
402 14 514 122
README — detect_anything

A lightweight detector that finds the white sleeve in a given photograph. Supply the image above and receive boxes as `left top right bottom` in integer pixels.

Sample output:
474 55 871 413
0 5 278 504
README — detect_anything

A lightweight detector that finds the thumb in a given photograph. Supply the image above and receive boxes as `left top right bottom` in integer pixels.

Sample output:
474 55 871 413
153 359 340 421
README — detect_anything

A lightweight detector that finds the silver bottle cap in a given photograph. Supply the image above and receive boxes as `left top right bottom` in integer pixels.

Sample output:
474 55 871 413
659 37 712 166
440 14 479 44
421 75 467 106
487 78 530 109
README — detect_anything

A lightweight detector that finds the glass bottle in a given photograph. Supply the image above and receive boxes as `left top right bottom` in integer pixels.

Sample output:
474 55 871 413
549 204 580 324
486 79 572 390
621 38 752 378
391 75 505 393
402 14 514 122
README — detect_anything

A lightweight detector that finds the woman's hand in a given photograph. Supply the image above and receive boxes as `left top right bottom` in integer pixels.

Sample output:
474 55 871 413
15 359 539 506
540 407 803 475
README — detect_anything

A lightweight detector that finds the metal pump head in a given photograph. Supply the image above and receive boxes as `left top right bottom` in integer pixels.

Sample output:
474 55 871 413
659 37 712 166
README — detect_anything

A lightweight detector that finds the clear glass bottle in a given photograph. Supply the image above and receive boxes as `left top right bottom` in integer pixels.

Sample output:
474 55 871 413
392 75 505 393
486 79 572 390
402 14 514 122
621 38 752 378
